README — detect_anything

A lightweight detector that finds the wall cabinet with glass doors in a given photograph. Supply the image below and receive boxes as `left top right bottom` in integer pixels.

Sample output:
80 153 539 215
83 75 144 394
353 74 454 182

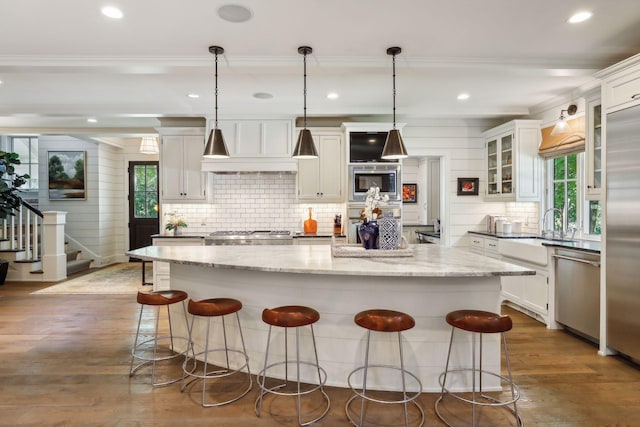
585 99 602 200
483 120 542 202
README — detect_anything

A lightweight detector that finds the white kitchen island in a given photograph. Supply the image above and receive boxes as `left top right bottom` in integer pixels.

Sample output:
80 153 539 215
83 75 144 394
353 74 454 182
126 244 533 392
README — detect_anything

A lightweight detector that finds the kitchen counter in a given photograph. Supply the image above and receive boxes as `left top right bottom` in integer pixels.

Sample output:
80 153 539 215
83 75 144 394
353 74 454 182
468 230 601 253
126 244 532 392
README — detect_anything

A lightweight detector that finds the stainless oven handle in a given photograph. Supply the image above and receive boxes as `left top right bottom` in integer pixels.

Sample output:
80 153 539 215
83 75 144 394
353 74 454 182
552 254 600 268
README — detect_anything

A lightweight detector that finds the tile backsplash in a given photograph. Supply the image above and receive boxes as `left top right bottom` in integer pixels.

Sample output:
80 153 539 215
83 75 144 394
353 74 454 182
163 173 345 234
505 202 540 234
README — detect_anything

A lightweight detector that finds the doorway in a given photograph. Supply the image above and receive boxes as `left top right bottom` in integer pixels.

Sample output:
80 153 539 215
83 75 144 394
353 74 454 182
128 161 159 252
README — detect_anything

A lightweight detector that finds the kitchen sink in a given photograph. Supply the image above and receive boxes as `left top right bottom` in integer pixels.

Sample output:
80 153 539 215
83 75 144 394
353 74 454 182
498 238 551 266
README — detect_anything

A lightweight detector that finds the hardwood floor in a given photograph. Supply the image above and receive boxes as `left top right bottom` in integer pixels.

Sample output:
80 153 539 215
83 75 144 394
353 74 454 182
1 279 639 426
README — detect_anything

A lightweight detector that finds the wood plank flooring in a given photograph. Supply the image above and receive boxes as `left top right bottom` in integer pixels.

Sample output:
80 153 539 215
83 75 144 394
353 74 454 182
1 279 639 426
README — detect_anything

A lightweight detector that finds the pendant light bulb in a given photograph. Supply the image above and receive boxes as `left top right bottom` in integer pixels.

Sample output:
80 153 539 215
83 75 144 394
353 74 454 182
292 46 318 159
382 46 409 160
203 45 230 159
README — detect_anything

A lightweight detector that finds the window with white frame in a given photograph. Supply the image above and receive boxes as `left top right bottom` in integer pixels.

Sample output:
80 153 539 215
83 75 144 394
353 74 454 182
9 136 39 190
546 152 601 237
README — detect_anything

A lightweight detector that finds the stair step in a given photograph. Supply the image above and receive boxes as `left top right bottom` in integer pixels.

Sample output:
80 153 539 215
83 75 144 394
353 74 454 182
67 259 92 276
66 250 81 262
14 259 41 264
30 269 44 274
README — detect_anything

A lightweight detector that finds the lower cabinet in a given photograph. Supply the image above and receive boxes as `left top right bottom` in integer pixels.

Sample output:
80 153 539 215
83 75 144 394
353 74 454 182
152 237 204 291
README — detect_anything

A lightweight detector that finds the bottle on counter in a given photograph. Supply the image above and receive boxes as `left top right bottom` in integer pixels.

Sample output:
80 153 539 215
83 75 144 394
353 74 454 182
333 214 342 236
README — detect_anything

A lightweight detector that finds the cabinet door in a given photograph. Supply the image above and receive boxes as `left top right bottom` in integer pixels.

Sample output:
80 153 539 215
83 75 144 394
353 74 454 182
161 136 185 201
487 139 499 196
499 134 514 197
603 67 640 113
182 135 206 201
586 100 602 200
297 157 320 199
523 270 548 315
317 134 343 201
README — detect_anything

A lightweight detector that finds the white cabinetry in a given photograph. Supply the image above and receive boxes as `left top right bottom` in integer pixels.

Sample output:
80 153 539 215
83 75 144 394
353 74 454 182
297 129 344 202
585 97 602 200
216 119 293 157
598 54 640 114
469 234 499 258
152 237 204 291
159 128 208 203
483 120 542 202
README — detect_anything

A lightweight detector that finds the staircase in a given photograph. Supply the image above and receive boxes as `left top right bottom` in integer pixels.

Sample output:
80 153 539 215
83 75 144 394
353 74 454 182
65 248 93 276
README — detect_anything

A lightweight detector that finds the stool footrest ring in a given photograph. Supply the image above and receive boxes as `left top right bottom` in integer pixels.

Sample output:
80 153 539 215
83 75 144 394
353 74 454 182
437 368 520 407
347 364 422 405
255 360 328 397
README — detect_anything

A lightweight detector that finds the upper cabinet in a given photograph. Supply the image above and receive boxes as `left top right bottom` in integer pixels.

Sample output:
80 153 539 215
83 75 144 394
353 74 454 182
158 128 209 203
585 97 602 200
483 120 542 202
297 129 345 202
598 54 640 114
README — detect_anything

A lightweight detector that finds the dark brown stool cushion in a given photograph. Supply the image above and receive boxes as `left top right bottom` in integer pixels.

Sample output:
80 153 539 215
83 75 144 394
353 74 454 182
262 305 320 327
355 309 415 332
137 290 188 306
446 309 512 334
188 298 243 317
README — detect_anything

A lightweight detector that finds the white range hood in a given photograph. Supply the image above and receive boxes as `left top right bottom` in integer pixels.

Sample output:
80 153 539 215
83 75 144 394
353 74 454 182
201 157 297 173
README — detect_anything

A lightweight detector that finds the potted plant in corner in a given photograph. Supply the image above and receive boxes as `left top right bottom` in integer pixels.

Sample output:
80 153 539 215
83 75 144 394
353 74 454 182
0 151 30 285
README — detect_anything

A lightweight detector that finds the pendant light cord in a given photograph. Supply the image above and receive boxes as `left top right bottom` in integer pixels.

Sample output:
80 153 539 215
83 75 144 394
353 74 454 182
392 52 397 130
214 51 219 130
303 51 308 129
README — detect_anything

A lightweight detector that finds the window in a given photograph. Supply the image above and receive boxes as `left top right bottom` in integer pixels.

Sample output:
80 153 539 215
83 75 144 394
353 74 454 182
547 153 601 237
10 136 39 190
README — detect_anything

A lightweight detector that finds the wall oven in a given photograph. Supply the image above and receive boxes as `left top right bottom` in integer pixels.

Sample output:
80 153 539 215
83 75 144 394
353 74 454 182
349 164 401 203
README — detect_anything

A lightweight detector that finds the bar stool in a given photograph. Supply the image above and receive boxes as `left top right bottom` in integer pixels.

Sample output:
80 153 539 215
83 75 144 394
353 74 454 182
435 309 522 427
181 298 252 407
129 290 192 387
346 309 424 427
254 305 330 426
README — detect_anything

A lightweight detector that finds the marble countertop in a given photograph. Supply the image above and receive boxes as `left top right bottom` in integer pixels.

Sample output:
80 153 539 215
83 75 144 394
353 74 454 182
126 244 534 278
468 230 601 253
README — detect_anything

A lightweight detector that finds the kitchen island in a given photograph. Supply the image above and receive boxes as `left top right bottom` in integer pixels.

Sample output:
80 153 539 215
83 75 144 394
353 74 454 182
126 244 533 392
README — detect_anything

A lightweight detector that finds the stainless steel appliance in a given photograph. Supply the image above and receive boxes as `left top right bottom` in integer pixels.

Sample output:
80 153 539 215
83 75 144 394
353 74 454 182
206 230 292 245
606 104 640 361
349 164 401 203
553 249 601 341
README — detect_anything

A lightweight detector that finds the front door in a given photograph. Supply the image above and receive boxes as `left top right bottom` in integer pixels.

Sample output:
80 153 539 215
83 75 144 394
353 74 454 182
129 161 159 252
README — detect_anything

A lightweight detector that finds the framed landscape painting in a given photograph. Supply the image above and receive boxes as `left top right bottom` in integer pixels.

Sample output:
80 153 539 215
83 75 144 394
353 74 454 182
48 151 86 200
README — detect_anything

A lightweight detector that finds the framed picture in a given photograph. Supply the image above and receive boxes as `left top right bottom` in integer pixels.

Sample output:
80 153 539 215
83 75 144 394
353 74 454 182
457 177 479 196
48 151 86 200
402 183 417 203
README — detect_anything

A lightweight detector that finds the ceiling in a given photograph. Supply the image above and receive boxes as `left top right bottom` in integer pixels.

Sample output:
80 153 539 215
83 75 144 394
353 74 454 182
1 0 639 133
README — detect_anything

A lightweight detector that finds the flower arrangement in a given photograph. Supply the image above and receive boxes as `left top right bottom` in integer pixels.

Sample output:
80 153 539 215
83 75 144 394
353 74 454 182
164 211 187 231
360 186 389 222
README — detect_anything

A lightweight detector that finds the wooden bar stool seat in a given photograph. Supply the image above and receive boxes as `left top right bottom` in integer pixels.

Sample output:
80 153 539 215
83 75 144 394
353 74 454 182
255 305 330 426
436 309 522 427
129 290 192 387
346 309 424 427
181 298 252 407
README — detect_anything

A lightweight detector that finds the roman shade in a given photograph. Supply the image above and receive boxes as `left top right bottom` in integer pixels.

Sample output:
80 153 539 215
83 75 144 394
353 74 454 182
538 116 585 158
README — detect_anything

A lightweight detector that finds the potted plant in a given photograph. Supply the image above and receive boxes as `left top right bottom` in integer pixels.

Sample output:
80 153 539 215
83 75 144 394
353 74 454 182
0 151 30 284
164 211 187 235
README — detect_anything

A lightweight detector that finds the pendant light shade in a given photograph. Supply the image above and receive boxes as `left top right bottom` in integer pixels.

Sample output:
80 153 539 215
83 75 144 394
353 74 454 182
203 45 230 159
139 136 159 154
381 46 409 160
292 46 318 159
550 104 578 136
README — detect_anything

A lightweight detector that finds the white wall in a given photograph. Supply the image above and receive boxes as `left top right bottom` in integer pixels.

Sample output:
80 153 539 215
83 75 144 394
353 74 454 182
98 143 124 265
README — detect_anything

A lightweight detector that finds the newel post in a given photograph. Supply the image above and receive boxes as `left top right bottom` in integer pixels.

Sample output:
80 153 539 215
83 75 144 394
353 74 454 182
42 211 67 282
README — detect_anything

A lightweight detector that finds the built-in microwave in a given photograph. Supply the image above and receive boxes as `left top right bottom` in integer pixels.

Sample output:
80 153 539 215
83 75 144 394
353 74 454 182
349 164 401 203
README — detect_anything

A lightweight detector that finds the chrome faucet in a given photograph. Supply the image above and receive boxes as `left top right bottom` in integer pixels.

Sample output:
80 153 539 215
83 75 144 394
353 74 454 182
541 207 565 239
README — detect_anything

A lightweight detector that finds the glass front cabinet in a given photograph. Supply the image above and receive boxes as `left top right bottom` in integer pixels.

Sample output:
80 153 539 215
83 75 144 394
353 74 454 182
483 120 542 202
585 98 602 200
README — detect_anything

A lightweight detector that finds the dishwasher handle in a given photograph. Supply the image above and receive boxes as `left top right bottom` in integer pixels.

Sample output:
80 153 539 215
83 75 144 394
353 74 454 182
552 254 600 268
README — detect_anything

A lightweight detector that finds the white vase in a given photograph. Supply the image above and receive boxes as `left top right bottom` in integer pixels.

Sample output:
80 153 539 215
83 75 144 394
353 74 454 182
174 227 182 236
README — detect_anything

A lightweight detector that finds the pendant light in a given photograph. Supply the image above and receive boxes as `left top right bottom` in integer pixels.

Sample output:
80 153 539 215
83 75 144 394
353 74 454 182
203 45 230 158
139 136 158 154
292 46 318 159
550 104 578 136
381 46 409 159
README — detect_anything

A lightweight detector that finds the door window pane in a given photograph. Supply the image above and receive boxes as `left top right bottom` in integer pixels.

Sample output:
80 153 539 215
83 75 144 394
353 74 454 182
133 164 158 219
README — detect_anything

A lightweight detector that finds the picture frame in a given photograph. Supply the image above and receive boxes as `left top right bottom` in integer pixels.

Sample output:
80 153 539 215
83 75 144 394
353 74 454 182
48 151 86 200
402 183 417 203
457 177 479 196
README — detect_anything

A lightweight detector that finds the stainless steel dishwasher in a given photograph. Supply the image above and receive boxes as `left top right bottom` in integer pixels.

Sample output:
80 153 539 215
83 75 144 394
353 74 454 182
553 248 601 342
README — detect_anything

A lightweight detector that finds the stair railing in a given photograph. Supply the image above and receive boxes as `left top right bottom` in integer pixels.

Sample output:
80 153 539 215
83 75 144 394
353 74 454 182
1 200 43 261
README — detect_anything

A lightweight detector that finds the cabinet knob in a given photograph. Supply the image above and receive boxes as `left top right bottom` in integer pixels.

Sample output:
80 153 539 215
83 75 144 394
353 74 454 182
632 93 640 100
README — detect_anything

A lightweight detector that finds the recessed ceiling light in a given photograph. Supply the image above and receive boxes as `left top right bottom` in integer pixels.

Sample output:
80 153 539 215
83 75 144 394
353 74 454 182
101 6 123 19
327 92 339 100
187 93 200 99
457 93 470 101
217 5 252 23
0 80 3 85
568 11 592 24
87 118 97 123
253 92 273 100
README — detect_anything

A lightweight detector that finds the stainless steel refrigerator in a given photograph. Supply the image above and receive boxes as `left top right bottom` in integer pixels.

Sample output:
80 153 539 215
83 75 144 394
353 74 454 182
606 104 640 361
